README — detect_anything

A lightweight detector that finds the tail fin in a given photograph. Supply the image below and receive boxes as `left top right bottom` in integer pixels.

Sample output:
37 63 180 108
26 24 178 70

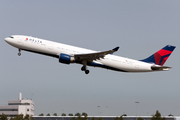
140 45 176 66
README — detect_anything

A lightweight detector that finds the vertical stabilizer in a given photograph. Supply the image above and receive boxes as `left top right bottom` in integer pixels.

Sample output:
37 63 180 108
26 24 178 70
140 45 176 66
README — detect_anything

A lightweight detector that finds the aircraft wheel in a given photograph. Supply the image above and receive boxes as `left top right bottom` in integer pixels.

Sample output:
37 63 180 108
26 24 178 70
85 70 90 74
81 66 86 71
18 53 21 56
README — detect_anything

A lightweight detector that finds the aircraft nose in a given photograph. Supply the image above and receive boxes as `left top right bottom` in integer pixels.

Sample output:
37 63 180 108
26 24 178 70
4 37 11 43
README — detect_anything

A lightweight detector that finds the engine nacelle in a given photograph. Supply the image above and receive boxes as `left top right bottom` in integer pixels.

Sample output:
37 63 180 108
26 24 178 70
59 53 75 64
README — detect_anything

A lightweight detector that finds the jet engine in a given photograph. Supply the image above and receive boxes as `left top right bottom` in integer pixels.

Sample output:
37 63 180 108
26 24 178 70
59 53 75 64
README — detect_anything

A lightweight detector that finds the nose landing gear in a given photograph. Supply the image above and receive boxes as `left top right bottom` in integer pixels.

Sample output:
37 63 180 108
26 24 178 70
18 49 21 56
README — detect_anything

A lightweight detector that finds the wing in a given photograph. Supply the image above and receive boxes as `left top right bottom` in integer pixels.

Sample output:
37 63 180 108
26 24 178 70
74 47 119 61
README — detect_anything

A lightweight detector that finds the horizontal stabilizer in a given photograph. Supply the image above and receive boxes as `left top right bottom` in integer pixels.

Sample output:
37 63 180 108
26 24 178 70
151 66 171 71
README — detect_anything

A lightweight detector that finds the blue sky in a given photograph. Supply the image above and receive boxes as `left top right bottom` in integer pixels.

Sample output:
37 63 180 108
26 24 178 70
1 1 180 116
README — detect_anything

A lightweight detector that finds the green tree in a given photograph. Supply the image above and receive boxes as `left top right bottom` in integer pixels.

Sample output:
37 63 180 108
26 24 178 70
119 116 123 120
137 117 144 120
72 117 76 120
0 113 8 120
77 115 82 120
39 113 44 116
151 110 166 120
46 113 50 116
68 113 73 116
91 117 95 120
75 113 81 116
113 116 124 120
168 114 173 116
24 114 33 120
9 114 32 120
53 113 57 116
61 113 66 116
11 114 24 120
83 115 88 120
97 117 104 120
10 118 14 120
113 117 120 120
82 112 88 117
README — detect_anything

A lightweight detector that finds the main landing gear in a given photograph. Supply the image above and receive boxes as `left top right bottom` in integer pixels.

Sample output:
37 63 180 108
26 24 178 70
18 49 21 56
81 60 90 74
81 65 90 74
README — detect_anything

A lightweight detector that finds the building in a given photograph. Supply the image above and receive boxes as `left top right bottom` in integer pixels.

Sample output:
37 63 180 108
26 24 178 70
0 93 34 117
0 93 178 120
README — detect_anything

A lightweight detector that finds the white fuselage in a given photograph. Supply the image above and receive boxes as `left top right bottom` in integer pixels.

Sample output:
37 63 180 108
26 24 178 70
5 35 158 73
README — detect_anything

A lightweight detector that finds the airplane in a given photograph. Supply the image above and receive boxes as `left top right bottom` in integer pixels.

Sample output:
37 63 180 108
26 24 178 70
5 35 176 74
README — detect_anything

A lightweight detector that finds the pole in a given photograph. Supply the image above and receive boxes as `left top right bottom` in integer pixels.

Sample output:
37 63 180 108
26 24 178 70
107 106 108 116
135 102 139 120
97 106 100 116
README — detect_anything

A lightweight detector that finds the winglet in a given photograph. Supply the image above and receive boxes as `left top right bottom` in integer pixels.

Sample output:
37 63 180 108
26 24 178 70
112 47 119 51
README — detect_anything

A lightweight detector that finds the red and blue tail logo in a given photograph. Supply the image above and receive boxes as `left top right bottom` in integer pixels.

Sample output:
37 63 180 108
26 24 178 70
140 45 176 66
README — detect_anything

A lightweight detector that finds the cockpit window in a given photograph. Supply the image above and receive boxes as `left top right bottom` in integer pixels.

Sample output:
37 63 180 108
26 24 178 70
10 36 14 39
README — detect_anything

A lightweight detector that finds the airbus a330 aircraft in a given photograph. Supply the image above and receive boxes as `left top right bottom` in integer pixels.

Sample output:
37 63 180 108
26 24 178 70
5 35 176 74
